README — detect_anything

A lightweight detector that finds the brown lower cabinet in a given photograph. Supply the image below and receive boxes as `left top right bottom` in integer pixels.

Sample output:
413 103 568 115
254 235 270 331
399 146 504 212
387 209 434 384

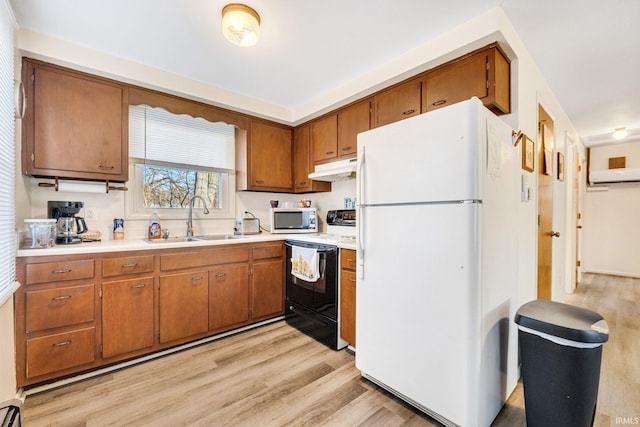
339 249 357 347
15 241 285 387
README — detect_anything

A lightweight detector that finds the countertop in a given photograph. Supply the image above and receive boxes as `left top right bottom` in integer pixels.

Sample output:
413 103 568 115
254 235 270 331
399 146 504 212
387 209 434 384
17 232 357 257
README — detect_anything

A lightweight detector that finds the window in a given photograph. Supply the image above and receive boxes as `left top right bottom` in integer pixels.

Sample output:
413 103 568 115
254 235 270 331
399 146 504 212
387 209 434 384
127 105 236 220
0 0 16 306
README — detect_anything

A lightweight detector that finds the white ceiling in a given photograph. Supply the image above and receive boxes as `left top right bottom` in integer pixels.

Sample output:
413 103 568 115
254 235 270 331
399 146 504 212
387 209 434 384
9 0 640 145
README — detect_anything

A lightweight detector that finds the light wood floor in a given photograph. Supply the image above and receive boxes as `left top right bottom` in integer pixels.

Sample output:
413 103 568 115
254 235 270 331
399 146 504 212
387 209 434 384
22 273 638 427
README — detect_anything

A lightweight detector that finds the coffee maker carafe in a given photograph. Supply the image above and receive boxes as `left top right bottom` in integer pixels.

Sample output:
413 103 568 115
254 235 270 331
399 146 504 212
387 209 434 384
48 201 87 244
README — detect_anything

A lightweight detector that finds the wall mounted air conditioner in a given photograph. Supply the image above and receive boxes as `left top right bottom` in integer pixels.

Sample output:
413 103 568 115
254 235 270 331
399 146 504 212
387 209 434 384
589 168 640 184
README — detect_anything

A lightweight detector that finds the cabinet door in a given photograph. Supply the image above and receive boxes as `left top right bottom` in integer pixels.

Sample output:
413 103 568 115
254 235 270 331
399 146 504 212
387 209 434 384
26 62 127 180
423 53 487 113
338 99 371 158
159 271 209 343
102 277 154 359
249 122 292 190
423 46 510 114
374 79 421 127
340 269 357 346
293 125 331 193
311 114 338 163
252 259 284 320
209 264 250 331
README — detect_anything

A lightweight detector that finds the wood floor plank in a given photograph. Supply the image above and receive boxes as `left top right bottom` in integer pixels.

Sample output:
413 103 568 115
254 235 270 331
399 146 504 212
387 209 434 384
22 273 638 427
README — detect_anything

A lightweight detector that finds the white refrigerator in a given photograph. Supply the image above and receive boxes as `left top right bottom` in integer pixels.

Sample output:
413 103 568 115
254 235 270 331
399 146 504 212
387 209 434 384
355 98 520 427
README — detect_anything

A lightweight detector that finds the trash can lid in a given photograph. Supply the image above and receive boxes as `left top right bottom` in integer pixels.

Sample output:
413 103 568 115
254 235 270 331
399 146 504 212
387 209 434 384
515 300 609 344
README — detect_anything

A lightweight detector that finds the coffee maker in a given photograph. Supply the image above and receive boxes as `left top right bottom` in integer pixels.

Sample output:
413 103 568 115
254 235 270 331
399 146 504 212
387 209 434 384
48 201 87 244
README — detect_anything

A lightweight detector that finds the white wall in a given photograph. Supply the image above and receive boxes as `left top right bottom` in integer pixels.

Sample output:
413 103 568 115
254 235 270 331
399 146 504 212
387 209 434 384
582 141 640 277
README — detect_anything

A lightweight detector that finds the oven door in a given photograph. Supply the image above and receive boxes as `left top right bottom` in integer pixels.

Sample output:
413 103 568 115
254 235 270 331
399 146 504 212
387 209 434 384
285 241 338 319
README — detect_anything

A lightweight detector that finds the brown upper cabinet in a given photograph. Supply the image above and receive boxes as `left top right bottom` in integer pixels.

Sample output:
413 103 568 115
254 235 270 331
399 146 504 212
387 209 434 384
374 78 422 128
22 58 128 182
309 99 372 166
292 124 331 193
311 114 338 163
240 121 293 192
337 99 372 158
422 44 510 115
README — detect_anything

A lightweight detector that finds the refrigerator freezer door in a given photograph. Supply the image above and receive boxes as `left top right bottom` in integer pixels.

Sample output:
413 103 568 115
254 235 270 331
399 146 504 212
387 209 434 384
357 98 483 206
356 202 480 427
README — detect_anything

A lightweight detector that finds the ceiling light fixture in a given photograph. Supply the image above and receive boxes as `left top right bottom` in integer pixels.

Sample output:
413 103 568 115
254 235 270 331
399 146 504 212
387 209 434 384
221 3 260 47
612 127 628 140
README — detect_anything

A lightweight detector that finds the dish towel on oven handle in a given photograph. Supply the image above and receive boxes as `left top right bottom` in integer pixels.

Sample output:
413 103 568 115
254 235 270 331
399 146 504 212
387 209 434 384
291 245 320 282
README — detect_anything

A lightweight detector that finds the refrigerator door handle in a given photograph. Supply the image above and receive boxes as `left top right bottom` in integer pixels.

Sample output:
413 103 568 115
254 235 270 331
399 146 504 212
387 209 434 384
357 146 365 278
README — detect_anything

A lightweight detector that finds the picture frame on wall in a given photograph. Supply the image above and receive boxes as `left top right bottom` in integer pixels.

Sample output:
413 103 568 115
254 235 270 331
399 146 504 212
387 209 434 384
522 135 535 172
557 152 565 181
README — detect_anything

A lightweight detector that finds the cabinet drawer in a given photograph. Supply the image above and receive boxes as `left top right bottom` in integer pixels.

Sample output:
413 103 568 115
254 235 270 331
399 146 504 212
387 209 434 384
340 249 356 272
103 255 154 277
25 259 94 285
26 327 95 379
25 284 95 333
252 243 284 261
160 246 250 271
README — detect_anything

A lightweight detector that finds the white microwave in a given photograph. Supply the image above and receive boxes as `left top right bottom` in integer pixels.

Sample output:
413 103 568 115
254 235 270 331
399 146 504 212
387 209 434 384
270 207 317 234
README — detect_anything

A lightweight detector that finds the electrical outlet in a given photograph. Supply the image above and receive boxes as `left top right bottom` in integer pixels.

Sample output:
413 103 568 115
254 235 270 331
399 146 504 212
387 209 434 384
85 207 97 221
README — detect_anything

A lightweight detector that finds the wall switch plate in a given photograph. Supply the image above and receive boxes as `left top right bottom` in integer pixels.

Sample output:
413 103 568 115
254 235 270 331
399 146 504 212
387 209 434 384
85 207 97 221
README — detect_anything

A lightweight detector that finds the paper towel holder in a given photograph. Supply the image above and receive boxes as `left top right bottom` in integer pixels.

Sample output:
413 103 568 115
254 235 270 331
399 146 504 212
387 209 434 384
38 177 128 193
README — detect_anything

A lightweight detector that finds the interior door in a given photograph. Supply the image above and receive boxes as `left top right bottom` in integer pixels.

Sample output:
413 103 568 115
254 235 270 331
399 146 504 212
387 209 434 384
537 105 555 299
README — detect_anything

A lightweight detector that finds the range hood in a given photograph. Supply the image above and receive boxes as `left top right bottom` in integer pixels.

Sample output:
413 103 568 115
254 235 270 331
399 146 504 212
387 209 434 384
308 158 357 182
589 167 640 184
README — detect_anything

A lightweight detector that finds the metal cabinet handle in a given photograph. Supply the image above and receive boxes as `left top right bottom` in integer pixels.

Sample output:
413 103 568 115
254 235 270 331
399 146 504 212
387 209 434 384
550 231 561 238
51 295 71 301
341 146 351 151
432 100 447 107
192 276 204 281
402 109 415 115
121 263 138 268
130 284 146 289
350 278 357 283
99 165 115 169
325 151 335 155
52 269 71 274
255 180 264 184
299 181 308 186
215 273 226 278
52 340 72 347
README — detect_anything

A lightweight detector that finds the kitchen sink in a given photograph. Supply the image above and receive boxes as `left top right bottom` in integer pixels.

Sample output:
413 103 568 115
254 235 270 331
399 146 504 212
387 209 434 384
193 234 249 240
145 234 250 244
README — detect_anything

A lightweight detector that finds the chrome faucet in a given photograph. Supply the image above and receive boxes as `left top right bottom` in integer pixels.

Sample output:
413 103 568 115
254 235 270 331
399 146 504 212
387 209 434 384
186 195 210 237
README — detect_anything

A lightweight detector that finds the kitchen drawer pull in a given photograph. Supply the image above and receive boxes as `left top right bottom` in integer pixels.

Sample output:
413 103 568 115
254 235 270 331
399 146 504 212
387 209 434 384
51 295 72 301
99 165 115 169
325 151 335 155
52 269 72 274
341 146 351 151
432 100 447 107
52 340 72 347
130 284 146 289
255 180 264 184
215 273 226 278
192 276 204 281
402 109 415 115
350 278 357 283
121 263 138 268
347 259 355 263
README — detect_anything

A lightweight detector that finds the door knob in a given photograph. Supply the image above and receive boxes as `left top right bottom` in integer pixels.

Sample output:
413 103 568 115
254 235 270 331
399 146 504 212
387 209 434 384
550 231 560 237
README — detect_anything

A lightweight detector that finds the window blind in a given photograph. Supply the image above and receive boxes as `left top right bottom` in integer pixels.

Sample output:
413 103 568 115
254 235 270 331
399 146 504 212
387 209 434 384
0 0 16 307
129 105 235 171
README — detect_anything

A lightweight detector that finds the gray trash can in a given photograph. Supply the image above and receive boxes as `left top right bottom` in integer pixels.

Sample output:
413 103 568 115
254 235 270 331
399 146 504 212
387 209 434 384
515 300 609 427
